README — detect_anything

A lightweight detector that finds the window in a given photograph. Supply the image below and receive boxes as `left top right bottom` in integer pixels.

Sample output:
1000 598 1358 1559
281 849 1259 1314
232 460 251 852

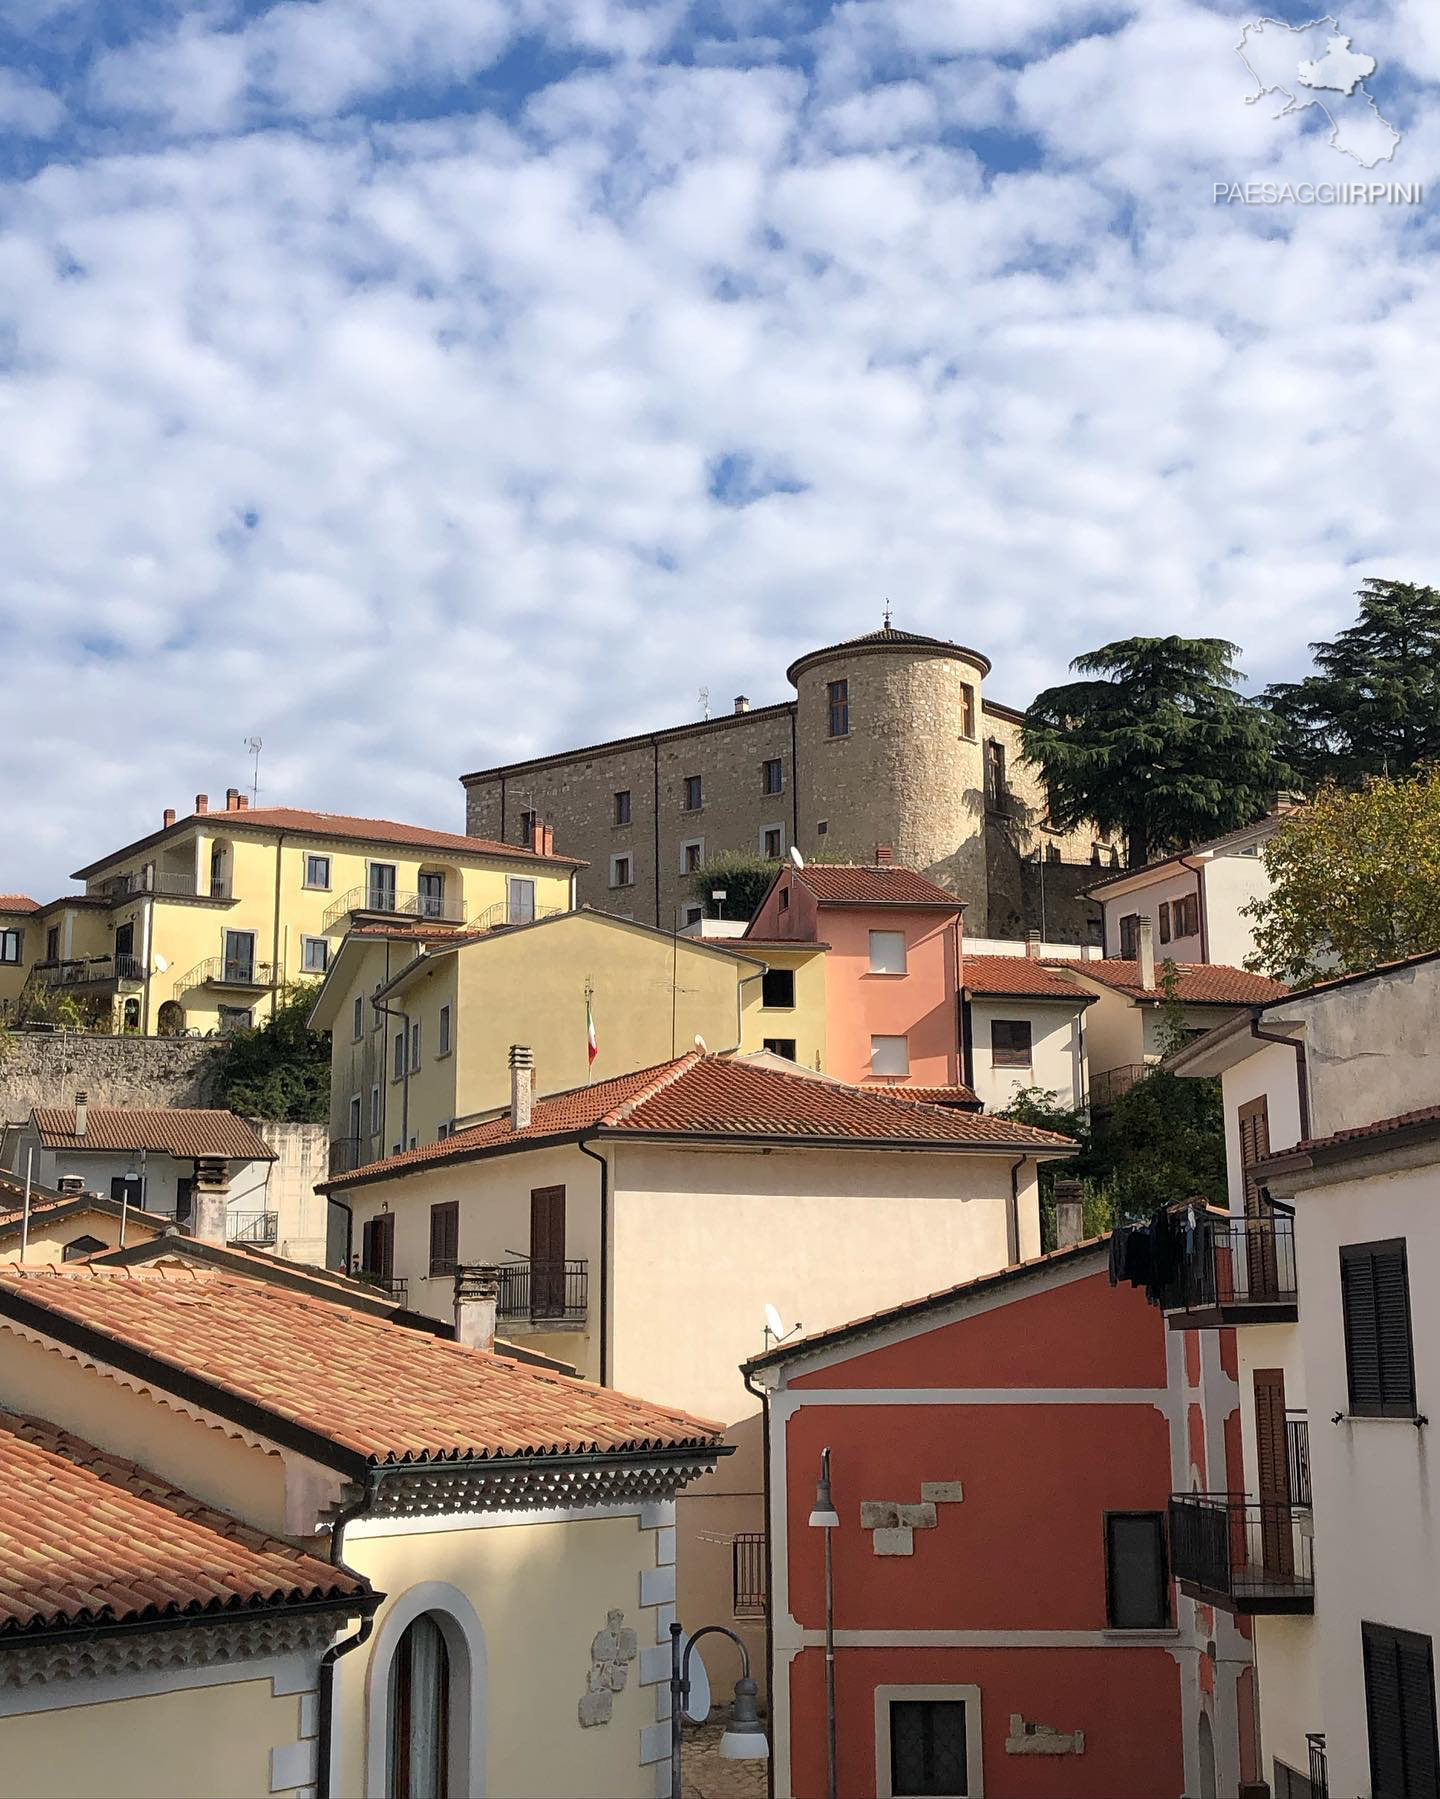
437 1122 451 1140
614 789 631 825
684 773 703 811
368 863 397 912
410 1020 422 1070
348 1094 362 1143
304 854 331 890
1173 892 1200 938
1341 1239 1416 1417
762 826 783 859
371 1086 382 1132
393 1030 406 1081
778 885 790 911
418 872 445 920
683 904 703 928
530 1186 567 1316
990 1020 1033 1069
1105 1512 1169 1629
301 935 329 974
868 930 907 974
507 876 535 924
46 925 60 960
1238 1094 1271 1217
682 839 704 874
733 1533 766 1617
388 1611 450 1799
886 1696 972 1797
0 928 21 964
518 808 536 845
438 1004 451 1055
985 739 1007 809
1158 901 1172 945
762 1037 798 1059
353 994 365 1040
218 1005 252 1031
361 1212 395 1281
871 1034 909 1077
610 853 633 889
1364 1621 1439 1799
762 967 795 1008
827 679 849 738
62 1234 106 1262
817 820 828 836
429 1201 459 1277
762 758 784 795
1118 912 1140 959
960 683 975 738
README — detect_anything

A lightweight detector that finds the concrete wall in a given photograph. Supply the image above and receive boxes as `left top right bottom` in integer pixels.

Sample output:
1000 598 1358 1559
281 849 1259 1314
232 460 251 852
0 1031 222 1123
1274 955 1440 1133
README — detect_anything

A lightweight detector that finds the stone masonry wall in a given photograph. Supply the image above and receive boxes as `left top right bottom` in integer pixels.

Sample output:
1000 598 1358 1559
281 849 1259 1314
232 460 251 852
0 1031 224 1124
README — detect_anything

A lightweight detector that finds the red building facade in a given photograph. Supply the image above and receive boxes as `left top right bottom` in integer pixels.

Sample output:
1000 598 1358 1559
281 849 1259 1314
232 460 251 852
746 1238 1256 1798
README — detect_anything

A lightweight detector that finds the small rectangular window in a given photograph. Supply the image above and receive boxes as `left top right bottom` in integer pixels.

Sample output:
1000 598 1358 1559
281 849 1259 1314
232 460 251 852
370 1085 382 1131
1106 1512 1169 1629
682 839 704 874
614 789 631 825
762 1037 798 1060
1158 901 1172 944
429 1200 460 1277
763 758 784 795
1341 1239 1416 1417
683 904 703 927
960 683 975 738
868 930 907 974
762 967 795 1008
763 826 783 859
518 808 536 845
410 1020 422 1070
46 925 60 960
438 1003 451 1055
352 994 364 1040
871 1034 909 1077
1364 1620 1439 1798
0 929 21 964
778 886 790 911
393 1031 406 1081
985 739 1007 808
1174 892 1200 938
508 877 536 924
1119 913 1140 959
827 678 849 738
817 820 828 836
889 1699 969 1797
348 1094 362 1141
991 1019 1033 1068
304 854 331 890
684 774 703 810
437 1121 450 1140
301 935 329 974
610 853 632 889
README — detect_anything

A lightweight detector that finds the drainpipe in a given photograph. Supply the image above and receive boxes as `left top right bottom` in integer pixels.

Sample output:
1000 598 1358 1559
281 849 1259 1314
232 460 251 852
1251 1016 1312 1142
740 1362 776 1799
1006 1154 1027 1265
371 996 412 1151
271 829 288 1019
959 993 975 1091
789 705 799 853
652 736 662 928
736 962 766 1054
1178 856 1209 962
577 1136 610 1385
315 1468 383 1799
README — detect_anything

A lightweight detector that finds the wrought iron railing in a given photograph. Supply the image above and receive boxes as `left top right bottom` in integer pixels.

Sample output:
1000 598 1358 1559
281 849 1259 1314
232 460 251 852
1288 1418 1312 1508
1168 1493 1314 1612
1158 1208 1299 1316
321 887 468 929
26 953 145 990
1088 1063 1150 1109
95 870 229 901
173 956 277 995
496 1258 588 1324
732 1533 767 1618
1307 1732 1328 1798
229 1210 278 1246
471 899 567 932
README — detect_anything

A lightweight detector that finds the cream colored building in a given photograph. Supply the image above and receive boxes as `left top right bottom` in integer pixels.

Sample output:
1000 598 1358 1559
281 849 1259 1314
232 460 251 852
1166 949 1440 1799
461 624 1119 939
959 950 1095 1112
320 1049 1075 1687
0 1168 171 1263
6 795 578 1036
0 1260 723 1799
0 893 38 1018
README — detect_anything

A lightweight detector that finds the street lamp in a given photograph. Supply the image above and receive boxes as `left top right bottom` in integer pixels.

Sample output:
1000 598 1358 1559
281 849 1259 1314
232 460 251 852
808 1446 839 1799
668 1621 768 1799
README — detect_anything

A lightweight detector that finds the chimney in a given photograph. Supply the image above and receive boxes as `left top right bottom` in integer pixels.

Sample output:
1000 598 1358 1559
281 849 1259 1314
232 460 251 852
734 695 750 714
237 793 250 810
453 1264 501 1353
225 788 241 811
73 1091 88 1140
163 807 176 828
1024 929 1041 959
195 793 209 816
874 843 894 865
190 1156 230 1244
1270 790 1305 816
1137 914 1156 991
528 815 551 855
1054 1179 1085 1248
541 822 555 857
509 1043 534 1132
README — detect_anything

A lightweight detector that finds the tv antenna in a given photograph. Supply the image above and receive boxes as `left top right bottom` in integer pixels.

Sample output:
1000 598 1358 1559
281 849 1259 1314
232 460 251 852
244 737 263 804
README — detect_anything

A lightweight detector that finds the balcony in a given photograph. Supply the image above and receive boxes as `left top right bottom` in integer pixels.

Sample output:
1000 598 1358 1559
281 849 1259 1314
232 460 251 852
228 1210 278 1247
175 957 278 995
496 1258 588 1330
470 899 568 932
27 953 145 992
321 887 468 930
1088 1062 1150 1111
94 870 231 902
1168 1493 1314 1614
1159 1207 1299 1328
1307 1733 1328 1798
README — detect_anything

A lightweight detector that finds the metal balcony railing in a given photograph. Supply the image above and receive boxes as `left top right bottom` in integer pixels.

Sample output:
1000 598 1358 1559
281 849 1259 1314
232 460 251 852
1307 1733 1328 1798
228 1210 278 1246
1088 1062 1151 1110
27 953 145 990
1158 1207 1299 1325
321 887 468 929
173 956 277 997
471 900 567 933
1168 1493 1314 1613
732 1533 767 1618
496 1258 588 1326
94 870 230 902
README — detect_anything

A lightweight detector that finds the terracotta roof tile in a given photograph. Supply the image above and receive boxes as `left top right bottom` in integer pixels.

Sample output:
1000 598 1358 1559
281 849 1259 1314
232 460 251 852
0 1184 170 1242
790 865 961 907
0 894 38 913
0 1410 364 1636
962 955 1095 1002
883 1084 981 1108
1260 1104 1440 1164
0 1267 723 1468
31 1107 276 1161
1056 959 1288 1006
323 1053 1077 1190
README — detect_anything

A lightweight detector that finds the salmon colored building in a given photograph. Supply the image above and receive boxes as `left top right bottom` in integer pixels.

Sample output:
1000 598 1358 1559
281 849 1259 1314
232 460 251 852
744 863 965 1089
745 1236 1258 1799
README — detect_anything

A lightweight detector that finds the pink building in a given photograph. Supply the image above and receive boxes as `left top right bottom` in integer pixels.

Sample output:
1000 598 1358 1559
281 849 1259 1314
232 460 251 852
746 862 966 1089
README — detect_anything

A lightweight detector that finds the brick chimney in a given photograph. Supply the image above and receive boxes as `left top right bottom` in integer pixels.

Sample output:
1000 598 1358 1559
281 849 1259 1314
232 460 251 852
1270 790 1305 816
195 793 209 816
1136 915 1156 991
734 695 750 714
509 1044 534 1132
453 1264 501 1353
1054 1180 1085 1248
190 1157 230 1245
225 788 241 811
1024 930 1041 959
527 817 555 857
236 793 250 810
874 843 894 865
163 807 176 828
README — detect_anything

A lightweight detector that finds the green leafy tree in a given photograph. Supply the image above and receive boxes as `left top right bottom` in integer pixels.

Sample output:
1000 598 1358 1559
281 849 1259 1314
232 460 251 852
213 982 330 1122
1263 579 1440 787
1244 774 1440 985
1023 636 1286 868
688 849 782 923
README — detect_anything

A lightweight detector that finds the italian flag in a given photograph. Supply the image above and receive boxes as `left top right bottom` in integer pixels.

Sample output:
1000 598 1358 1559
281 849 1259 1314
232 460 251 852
587 997 598 1065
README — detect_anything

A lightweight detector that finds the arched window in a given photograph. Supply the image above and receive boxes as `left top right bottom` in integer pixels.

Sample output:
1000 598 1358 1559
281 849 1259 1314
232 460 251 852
157 1000 185 1035
389 1613 451 1799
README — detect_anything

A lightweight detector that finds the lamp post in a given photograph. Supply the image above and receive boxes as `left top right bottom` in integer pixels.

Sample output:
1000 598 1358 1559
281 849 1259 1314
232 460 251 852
668 1620 768 1799
808 1446 839 1799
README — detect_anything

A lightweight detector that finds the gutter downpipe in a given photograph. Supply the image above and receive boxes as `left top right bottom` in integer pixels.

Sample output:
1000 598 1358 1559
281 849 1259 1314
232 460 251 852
1251 1016 1312 1142
577 1136 610 1385
959 992 975 1090
272 829 288 1022
741 1362 777 1799
316 1467 384 1799
1006 1154 1027 1265
736 962 766 1056
652 736 662 929
1178 855 1209 963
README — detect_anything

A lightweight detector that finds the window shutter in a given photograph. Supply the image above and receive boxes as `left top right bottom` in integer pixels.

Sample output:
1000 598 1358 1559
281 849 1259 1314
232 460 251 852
1365 1622 1439 1798
1342 1241 1415 1417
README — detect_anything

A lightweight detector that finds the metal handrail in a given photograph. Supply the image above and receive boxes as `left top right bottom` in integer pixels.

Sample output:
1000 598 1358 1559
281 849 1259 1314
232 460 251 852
471 899 567 933
26 953 145 989
228 1210 278 1246
1307 1732 1328 1798
1169 1492 1314 1609
495 1258 588 1323
1159 1209 1299 1313
321 886 469 929
1088 1063 1151 1109
173 956 278 997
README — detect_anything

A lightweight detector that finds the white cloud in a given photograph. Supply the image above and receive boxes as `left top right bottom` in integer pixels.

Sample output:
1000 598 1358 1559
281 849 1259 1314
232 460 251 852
0 67 63 135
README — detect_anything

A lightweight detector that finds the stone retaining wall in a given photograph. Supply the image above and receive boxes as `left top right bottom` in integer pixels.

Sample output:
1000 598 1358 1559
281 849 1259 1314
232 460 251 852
0 1031 224 1122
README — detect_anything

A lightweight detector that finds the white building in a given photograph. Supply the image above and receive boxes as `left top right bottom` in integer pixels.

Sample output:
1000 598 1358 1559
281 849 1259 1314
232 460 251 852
959 949 1094 1112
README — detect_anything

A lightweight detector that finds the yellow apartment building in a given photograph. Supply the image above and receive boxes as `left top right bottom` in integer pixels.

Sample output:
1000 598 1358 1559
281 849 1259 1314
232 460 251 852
7 791 579 1036
0 894 39 1016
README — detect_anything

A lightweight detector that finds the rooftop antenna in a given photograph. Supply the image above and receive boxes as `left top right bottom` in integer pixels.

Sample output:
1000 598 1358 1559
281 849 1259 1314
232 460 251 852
699 686 710 721
244 737 263 804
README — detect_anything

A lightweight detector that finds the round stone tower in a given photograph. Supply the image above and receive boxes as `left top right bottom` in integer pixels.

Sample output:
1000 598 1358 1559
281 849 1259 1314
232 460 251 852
787 625 993 919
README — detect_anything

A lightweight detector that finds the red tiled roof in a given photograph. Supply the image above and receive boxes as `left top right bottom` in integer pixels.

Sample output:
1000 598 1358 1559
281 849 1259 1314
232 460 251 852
1057 959 1288 1006
786 625 992 684
0 894 38 913
962 955 1095 1002
789 865 961 908
0 1266 723 1469
1260 1104 1440 1165
884 1084 981 1109
0 1184 170 1241
32 1107 276 1161
1276 947 1440 1001
322 1053 1078 1191
0 1411 364 1637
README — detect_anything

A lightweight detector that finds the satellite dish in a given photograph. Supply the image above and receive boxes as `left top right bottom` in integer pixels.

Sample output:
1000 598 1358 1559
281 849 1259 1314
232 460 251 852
789 846 805 870
764 1303 785 1340
678 1632 712 1724
152 953 169 974
694 1034 708 1052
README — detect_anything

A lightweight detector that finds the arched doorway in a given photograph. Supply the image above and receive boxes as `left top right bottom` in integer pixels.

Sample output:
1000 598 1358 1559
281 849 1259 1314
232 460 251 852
1197 1708 1217 1799
390 1613 449 1798
122 996 141 1032
365 1583 486 1799
157 1000 185 1035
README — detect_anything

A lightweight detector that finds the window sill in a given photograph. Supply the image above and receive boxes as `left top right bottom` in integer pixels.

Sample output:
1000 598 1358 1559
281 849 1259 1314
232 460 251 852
609 884 636 892
1100 1627 1179 1641
302 885 332 893
435 1049 452 1061
861 970 908 980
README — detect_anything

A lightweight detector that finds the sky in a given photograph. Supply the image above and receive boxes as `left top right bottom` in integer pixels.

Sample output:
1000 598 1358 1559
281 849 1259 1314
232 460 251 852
3 0 1439 897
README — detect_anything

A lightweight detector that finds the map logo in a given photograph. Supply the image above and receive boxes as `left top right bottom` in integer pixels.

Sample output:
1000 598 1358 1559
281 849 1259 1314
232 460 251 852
1236 14 1399 168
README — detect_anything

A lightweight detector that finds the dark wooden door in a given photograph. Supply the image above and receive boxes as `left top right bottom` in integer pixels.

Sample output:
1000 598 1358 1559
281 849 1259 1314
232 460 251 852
1254 1367 1294 1578
362 1212 395 1283
1239 1095 1277 1298
530 1186 566 1316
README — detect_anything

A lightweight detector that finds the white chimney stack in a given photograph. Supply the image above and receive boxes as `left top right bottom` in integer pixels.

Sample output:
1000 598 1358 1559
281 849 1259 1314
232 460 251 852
1054 1180 1085 1248
509 1044 534 1132
73 1091 88 1140
190 1157 230 1244
453 1265 501 1353
733 695 750 714
1137 915 1156 991
1024 930 1041 960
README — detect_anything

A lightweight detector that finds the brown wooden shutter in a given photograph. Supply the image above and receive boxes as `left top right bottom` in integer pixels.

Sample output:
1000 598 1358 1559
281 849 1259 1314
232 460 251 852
1238 1096 1271 1219
531 1186 566 1315
1158 901 1171 944
1253 1369 1293 1577
429 1201 458 1276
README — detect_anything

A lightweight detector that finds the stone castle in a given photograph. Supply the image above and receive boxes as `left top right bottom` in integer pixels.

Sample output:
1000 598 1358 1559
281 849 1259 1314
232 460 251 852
461 625 1120 939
